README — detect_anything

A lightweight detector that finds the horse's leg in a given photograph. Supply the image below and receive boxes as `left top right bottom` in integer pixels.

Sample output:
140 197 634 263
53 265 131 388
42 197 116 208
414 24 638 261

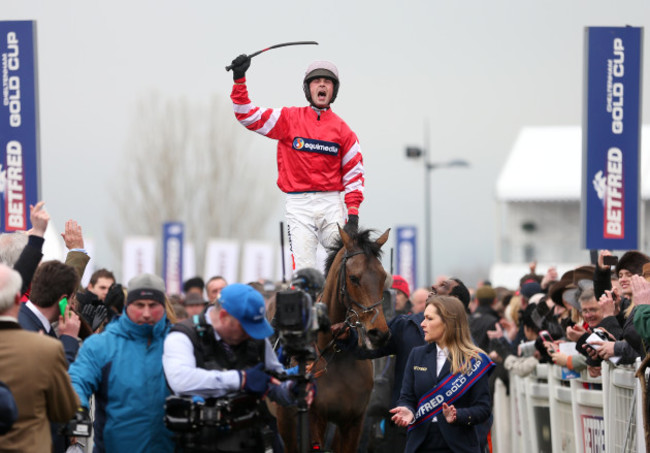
276 405 298 453
332 417 366 453
308 409 329 450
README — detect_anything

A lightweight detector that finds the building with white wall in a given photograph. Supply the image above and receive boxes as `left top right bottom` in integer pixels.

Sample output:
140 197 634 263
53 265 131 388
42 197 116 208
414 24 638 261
490 125 650 288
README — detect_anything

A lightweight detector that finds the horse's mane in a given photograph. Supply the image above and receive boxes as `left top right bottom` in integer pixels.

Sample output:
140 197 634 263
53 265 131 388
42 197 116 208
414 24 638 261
324 228 384 277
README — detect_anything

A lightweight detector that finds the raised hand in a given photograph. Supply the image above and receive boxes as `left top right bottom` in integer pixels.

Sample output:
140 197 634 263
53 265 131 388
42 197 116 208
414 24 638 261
631 275 650 306
61 219 85 250
231 54 251 81
598 290 616 317
28 201 49 237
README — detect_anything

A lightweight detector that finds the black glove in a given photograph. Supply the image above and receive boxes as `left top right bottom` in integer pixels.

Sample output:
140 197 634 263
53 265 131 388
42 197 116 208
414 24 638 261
104 283 125 315
90 304 108 331
242 363 271 395
231 54 251 81
343 214 359 235
80 301 108 332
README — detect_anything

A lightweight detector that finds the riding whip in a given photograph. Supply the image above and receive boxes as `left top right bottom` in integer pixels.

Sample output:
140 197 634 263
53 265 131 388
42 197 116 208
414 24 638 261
280 221 287 285
225 41 318 71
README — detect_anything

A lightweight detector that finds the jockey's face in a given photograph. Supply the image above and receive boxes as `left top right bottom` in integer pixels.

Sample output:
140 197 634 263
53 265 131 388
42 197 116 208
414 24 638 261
309 78 334 108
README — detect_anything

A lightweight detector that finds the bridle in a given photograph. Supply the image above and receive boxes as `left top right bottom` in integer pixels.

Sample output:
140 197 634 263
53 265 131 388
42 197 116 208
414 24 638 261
337 250 383 329
304 249 384 377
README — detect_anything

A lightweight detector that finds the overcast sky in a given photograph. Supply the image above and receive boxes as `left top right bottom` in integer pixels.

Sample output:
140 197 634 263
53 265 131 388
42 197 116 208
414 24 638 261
4 0 650 287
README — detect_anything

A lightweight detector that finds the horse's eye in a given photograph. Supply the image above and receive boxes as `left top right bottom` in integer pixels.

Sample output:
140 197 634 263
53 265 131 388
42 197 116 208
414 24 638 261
349 275 361 286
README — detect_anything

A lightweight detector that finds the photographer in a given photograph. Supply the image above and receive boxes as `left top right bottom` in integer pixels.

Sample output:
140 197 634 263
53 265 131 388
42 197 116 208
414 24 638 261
163 283 305 452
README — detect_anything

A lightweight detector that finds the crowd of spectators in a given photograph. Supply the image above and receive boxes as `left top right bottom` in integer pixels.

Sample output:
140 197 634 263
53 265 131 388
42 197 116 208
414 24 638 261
2 202 650 452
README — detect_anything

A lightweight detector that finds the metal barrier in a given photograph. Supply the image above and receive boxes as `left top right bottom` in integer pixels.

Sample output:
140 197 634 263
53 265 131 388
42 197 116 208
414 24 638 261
492 376 511 453
549 363 578 452
602 359 645 453
500 359 647 453
510 372 531 451
525 363 552 453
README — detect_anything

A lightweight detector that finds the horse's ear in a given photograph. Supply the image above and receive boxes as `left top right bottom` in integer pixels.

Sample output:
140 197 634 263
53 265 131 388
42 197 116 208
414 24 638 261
375 229 391 247
338 224 354 250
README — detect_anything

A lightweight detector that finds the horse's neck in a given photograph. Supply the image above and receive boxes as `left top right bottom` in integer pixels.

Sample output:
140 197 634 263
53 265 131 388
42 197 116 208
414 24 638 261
321 269 347 325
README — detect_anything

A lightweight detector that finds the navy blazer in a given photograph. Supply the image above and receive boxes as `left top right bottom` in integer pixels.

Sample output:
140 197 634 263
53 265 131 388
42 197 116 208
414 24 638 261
397 343 492 453
18 303 79 365
350 312 425 406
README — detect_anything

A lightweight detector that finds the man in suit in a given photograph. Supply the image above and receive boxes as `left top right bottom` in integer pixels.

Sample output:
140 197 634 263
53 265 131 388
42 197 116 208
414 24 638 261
0 263 79 452
18 260 81 364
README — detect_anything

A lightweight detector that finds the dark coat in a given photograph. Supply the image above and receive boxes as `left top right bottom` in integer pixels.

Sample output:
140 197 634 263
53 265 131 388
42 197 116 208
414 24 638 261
397 343 492 453
352 312 425 406
12 235 44 295
469 306 499 352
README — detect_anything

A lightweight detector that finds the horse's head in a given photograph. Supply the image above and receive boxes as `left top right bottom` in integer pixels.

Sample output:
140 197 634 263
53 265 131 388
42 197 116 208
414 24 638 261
324 226 391 349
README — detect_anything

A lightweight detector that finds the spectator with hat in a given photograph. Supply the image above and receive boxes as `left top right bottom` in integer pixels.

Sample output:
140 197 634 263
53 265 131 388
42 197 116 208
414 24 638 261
520 280 543 306
585 250 650 366
391 275 412 316
68 273 174 452
183 292 208 318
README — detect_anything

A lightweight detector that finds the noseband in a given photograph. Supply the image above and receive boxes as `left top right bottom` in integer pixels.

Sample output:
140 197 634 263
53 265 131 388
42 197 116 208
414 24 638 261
338 250 383 327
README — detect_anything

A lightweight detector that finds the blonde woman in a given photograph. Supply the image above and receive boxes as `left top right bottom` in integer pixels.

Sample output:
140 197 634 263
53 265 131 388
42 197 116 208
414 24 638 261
390 295 494 453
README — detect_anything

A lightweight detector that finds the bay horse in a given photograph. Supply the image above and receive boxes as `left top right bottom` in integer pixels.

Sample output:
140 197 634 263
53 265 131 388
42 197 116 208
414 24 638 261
277 226 392 453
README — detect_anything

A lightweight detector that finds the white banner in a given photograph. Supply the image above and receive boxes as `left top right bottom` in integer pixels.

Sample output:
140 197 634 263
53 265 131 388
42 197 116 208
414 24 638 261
204 239 239 284
122 236 156 286
242 241 274 283
183 242 196 284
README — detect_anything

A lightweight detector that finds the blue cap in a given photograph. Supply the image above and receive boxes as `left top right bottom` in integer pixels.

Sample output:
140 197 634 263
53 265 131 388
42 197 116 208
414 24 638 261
219 284 274 340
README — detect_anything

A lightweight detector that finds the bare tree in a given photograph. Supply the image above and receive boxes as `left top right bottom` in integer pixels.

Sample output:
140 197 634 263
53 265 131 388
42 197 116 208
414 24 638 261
109 92 280 275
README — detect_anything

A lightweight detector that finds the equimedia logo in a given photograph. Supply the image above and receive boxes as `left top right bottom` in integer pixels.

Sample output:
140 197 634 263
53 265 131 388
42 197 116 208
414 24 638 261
292 137 339 156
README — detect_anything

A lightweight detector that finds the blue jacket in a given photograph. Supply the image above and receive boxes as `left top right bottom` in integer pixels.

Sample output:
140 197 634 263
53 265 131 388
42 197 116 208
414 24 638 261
398 343 492 453
69 313 174 453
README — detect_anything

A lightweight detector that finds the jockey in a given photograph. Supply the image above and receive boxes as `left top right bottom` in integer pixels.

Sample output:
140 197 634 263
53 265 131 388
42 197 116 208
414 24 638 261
230 56 365 272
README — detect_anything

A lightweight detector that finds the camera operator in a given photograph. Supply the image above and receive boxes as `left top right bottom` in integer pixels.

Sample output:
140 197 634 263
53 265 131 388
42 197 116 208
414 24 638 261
163 283 307 452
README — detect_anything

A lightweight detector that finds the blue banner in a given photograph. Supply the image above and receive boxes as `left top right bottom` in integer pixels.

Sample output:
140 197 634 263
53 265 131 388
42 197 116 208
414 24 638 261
163 222 184 295
582 26 643 250
396 226 417 291
0 21 40 232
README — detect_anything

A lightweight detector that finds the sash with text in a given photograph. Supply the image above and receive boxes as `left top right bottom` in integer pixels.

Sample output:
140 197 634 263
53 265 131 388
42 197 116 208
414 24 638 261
408 352 494 432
